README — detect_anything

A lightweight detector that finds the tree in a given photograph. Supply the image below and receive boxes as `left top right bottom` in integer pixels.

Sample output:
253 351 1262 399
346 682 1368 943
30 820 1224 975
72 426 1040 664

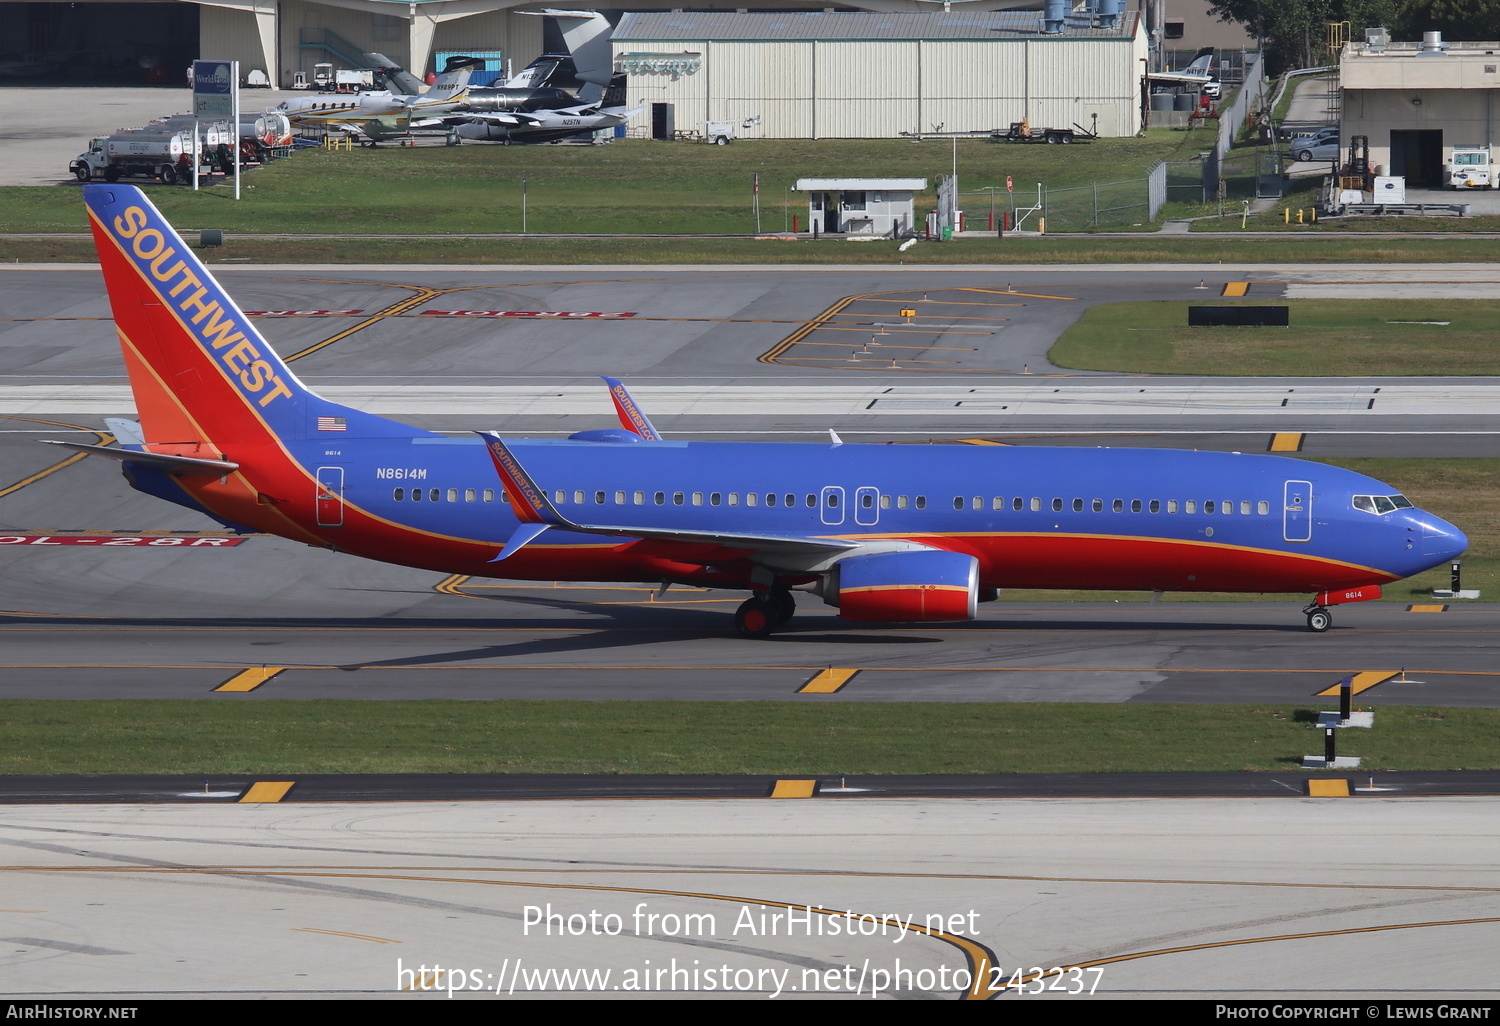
1394 0 1500 41
1207 0 1399 74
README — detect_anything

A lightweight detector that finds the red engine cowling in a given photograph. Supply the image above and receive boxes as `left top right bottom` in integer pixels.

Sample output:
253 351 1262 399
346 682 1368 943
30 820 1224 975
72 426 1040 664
830 549 980 622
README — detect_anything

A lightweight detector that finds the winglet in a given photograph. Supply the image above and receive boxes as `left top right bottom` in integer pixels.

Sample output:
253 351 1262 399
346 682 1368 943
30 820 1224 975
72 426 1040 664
601 376 662 441
475 431 573 528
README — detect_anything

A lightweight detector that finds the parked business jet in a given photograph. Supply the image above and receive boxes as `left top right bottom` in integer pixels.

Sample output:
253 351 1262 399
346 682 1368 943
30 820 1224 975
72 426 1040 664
59 185 1466 637
275 56 481 139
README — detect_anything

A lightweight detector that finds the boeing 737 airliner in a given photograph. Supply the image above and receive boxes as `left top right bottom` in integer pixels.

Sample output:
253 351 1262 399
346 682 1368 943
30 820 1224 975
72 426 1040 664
57 185 1466 637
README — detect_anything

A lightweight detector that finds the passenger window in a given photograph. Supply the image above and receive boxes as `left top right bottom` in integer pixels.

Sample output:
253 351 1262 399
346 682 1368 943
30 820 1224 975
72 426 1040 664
691 492 703 505
897 495 908 509
634 491 645 505
879 494 890 509
673 492 684 505
785 494 795 507
466 489 476 502
448 489 458 503
429 489 439 502
710 492 721 506
915 496 927 510
767 493 778 507
746 493 758 507
1012 497 1023 511
1030 497 1041 511
728 493 739 506
1167 500 1178 513
554 490 566 504
413 489 423 502
654 491 665 505
1258 501 1269 515
1072 498 1083 512
1222 500 1232 515
1112 499 1123 513
862 494 874 508
394 488 404 501
615 490 626 504
953 496 964 510
1240 501 1250 515
1185 500 1196 513
573 490 584 505
1149 500 1160 513
828 494 840 508
484 489 494 503
1092 499 1102 512
1204 500 1215 514
595 490 606 504
1130 499 1141 513
992 497 1004 510
1052 498 1063 512
806 494 815 507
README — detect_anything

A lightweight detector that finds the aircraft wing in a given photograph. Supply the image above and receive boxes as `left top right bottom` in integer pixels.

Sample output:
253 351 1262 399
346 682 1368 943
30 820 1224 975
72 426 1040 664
475 430 905 569
1146 70 1213 86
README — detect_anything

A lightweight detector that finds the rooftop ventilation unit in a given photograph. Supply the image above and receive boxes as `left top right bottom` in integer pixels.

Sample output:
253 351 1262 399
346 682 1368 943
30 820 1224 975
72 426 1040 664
1041 0 1067 34
1365 26 1388 51
1417 30 1447 56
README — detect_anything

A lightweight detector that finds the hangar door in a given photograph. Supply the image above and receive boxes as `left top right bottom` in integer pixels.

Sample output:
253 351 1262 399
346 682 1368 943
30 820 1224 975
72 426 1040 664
1390 130 1443 187
0 3 199 84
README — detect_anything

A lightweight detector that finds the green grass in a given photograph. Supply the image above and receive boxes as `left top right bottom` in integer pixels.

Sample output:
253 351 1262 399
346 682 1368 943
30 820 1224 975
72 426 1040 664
2 700 1497 774
8 131 1219 236
11 233 1500 266
1049 299 1500 376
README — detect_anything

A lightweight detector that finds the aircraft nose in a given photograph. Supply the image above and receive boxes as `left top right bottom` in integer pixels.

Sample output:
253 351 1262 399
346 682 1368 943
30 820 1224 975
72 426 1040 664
1415 512 1467 565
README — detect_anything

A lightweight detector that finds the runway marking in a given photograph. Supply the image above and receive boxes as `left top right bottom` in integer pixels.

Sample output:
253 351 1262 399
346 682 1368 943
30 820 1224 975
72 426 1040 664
284 286 447 362
1408 604 1449 613
0 416 114 499
1222 282 1250 297
2 662 1494 677
1314 670 1399 697
1305 779 1351 797
959 288 1078 301
798 668 860 694
0 867 997 1001
214 667 286 692
1003 915 1500 998
1268 432 1304 452
291 927 398 944
769 779 818 798
239 781 295 803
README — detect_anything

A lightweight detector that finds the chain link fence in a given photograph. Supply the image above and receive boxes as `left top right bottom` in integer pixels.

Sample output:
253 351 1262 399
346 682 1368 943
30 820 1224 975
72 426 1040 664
958 160 1181 231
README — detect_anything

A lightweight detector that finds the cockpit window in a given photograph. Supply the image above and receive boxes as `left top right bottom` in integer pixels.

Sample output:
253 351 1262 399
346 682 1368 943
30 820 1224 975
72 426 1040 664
1353 494 1412 515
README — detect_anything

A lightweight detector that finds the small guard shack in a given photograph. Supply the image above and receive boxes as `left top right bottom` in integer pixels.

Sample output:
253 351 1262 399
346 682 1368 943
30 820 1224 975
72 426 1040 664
794 178 927 236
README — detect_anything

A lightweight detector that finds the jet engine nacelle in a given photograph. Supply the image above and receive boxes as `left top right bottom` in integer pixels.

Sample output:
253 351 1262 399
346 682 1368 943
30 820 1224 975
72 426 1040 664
827 549 979 622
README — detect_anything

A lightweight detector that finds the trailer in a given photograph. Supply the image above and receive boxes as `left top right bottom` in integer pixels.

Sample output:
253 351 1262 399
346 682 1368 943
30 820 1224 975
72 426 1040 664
991 119 1097 144
70 130 205 184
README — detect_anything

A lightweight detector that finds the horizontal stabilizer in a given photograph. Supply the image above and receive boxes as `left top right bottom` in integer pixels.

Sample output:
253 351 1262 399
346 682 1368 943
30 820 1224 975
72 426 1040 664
41 440 239 476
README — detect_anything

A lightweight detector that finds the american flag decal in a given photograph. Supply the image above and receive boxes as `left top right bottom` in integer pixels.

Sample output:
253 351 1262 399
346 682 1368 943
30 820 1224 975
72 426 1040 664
317 416 347 432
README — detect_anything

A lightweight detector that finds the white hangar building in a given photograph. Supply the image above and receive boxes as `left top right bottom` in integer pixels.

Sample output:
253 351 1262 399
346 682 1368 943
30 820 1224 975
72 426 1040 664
612 9 1149 140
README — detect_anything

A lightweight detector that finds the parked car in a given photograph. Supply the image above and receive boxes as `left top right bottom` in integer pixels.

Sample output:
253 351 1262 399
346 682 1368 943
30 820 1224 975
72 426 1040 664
1293 139 1341 163
1282 124 1338 143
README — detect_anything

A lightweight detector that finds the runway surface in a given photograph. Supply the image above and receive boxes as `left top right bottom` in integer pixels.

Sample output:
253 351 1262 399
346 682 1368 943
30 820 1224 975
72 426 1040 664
0 263 1495 705
2 262 1498 1002
2 797 1498 1000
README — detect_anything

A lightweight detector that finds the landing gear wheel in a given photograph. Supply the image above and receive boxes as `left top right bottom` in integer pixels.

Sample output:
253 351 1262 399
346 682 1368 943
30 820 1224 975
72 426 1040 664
446 131 461 147
1306 608 1332 632
735 596 776 639
768 590 796 626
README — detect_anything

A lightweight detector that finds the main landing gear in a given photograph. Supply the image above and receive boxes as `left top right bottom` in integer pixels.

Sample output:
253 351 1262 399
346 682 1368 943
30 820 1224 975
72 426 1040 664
734 590 795 638
1303 604 1332 632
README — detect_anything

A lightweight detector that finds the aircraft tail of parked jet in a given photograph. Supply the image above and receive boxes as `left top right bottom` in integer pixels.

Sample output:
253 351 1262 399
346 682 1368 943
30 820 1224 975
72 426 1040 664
1147 47 1216 86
